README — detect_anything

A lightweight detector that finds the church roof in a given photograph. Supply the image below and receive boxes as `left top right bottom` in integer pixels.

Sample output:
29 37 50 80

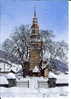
33 66 40 73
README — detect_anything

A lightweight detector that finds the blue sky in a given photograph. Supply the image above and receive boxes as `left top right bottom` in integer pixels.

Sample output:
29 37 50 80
0 0 68 44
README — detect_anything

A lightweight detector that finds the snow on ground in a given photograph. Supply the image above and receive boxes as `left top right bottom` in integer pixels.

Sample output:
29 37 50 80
0 73 69 97
48 71 57 78
16 73 68 84
0 76 8 84
6 73 16 79
16 76 48 82
56 73 68 83
0 87 68 97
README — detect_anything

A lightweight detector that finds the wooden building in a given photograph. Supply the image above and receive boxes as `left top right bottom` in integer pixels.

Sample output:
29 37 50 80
29 9 43 74
23 9 49 77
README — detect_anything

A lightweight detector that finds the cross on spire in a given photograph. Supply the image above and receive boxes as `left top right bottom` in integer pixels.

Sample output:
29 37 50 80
34 7 36 17
31 7 39 35
32 7 38 24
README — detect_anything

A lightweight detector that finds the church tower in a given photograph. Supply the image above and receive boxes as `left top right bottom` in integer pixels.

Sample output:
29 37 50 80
29 8 43 72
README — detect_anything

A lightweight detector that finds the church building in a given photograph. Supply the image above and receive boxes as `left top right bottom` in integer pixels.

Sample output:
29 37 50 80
24 9 48 77
29 9 43 76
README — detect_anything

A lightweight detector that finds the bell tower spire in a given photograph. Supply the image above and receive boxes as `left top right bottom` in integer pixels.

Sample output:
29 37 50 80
34 7 36 17
29 8 43 72
31 7 39 35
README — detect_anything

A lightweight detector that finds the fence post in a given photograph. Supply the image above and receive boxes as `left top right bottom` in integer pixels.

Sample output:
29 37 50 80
28 80 29 88
38 81 39 88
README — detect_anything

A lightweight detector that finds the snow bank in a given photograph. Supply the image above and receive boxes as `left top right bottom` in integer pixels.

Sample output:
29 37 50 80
16 77 29 82
0 87 68 97
0 76 8 84
39 87 68 97
14 72 68 84
37 77 48 81
56 73 68 83
16 77 48 82
48 71 57 78
7 73 16 79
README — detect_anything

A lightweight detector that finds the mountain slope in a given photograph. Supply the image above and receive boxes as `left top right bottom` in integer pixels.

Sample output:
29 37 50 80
49 59 68 72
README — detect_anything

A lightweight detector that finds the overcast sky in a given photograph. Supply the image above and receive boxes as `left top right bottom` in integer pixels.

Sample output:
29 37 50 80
0 0 68 45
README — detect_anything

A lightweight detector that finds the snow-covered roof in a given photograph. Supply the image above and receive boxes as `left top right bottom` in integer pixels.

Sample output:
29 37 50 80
48 71 57 78
0 61 22 73
7 73 16 79
0 76 8 84
10 64 22 73
0 62 11 72
33 66 40 72
56 73 68 83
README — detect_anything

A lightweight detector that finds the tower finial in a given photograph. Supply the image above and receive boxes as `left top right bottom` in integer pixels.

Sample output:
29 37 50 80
34 6 36 17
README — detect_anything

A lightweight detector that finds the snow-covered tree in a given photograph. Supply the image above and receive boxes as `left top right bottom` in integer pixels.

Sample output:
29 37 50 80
40 30 68 63
47 41 68 63
2 25 31 77
2 25 68 75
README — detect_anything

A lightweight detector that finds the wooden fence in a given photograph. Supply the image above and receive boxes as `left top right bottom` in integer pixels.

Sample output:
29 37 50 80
16 80 29 88
38 81 48 88
16 80 68 88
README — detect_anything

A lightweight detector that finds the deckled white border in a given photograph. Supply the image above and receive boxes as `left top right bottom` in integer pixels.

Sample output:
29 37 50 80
69 1 71 99
1 1 71 99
